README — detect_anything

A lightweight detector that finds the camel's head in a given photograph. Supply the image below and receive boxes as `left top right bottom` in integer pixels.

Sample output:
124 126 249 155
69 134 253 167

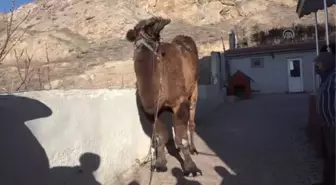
126 16 171 43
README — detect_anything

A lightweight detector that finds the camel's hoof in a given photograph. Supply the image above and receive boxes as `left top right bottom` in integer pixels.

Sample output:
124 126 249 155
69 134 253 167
151 165 168 172
151 160 168 172
183 161 202 177
189 146 198 155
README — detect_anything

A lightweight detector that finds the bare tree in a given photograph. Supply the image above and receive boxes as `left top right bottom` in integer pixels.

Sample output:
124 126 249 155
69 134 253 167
44 44 52 90
14 49 33 91
0 0 31 64
0 0 62 92
12 45 55 91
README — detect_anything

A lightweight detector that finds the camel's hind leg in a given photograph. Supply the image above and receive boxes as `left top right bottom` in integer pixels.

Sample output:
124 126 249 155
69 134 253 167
151 113 169 172
172 100 201 176
188 84 198 155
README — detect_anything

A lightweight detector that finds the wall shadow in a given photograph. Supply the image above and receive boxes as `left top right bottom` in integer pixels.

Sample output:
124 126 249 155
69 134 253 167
0 95 102 185
199 55 211 85
0 95 52 185
49 152 101 185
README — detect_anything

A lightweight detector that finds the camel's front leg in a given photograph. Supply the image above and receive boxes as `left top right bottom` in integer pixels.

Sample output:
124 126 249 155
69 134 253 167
151 113 169 172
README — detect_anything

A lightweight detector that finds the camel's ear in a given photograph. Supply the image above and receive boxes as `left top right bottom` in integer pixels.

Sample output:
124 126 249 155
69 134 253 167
155 18 171 33
126 29 136 42
144 17 171 35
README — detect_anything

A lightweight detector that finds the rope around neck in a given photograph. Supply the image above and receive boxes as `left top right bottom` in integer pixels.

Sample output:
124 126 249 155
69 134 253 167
134 36 161 185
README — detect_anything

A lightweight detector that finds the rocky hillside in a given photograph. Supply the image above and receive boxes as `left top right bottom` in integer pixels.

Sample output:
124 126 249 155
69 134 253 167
0 0 334 91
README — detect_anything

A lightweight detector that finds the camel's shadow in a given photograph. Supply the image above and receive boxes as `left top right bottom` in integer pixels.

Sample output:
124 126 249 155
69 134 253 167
127 168 203 185
171 167 202 185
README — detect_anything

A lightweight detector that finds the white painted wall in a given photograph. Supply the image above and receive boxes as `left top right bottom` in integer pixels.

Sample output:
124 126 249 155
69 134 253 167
0 89 150 185
210 52 221 85
0 87 224 185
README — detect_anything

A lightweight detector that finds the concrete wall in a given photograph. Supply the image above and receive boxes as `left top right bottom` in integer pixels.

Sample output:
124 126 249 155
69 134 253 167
0 89 150 185
199 56 211 85
0 87 224 185
197 52 226 117
199 52 224 85
197 84 225 119
227 50 316 93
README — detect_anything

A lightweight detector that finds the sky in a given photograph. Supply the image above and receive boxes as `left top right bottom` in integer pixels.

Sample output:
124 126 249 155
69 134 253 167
0 0 33 12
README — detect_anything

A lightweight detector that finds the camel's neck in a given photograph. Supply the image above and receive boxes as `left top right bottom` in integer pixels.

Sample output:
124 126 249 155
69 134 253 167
133 38 158 74
133 39 160 96
134 46 157 78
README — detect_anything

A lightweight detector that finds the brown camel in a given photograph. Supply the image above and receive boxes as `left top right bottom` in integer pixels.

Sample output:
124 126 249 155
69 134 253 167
126 16 201 176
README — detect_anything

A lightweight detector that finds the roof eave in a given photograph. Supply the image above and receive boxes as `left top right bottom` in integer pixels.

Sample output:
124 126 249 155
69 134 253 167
225 48 315 58
296 0 306 18
296 0 336 18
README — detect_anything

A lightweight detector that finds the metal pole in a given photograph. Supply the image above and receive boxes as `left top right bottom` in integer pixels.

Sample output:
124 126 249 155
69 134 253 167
313 12 319 92
323 0 330 51
314 13 320 56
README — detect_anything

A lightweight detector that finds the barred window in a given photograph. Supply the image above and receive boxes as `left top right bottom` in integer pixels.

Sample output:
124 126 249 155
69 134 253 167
250 58 264 68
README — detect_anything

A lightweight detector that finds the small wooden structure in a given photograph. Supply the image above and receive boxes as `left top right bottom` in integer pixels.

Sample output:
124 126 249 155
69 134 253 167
228 70 253 99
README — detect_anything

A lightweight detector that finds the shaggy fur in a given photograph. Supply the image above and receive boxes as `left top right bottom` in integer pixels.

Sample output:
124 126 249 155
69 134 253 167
126 16 201 176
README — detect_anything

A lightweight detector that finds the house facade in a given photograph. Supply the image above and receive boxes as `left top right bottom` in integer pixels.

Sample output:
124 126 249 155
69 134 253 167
223 41 322 94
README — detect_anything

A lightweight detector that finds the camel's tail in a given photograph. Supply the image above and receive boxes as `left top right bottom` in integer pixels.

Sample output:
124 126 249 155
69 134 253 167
172 35 199 57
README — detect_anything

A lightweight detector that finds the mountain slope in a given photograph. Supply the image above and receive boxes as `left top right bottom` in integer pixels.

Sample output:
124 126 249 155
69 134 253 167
0 0 334 91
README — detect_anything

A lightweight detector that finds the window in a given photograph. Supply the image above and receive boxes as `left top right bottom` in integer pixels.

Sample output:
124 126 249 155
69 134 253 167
250 58 264 68
289 59 301 77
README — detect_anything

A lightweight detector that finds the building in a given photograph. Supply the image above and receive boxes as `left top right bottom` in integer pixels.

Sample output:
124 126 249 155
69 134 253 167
223 41 324 94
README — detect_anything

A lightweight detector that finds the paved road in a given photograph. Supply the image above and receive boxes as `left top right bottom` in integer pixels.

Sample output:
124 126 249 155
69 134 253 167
122 94 323 185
